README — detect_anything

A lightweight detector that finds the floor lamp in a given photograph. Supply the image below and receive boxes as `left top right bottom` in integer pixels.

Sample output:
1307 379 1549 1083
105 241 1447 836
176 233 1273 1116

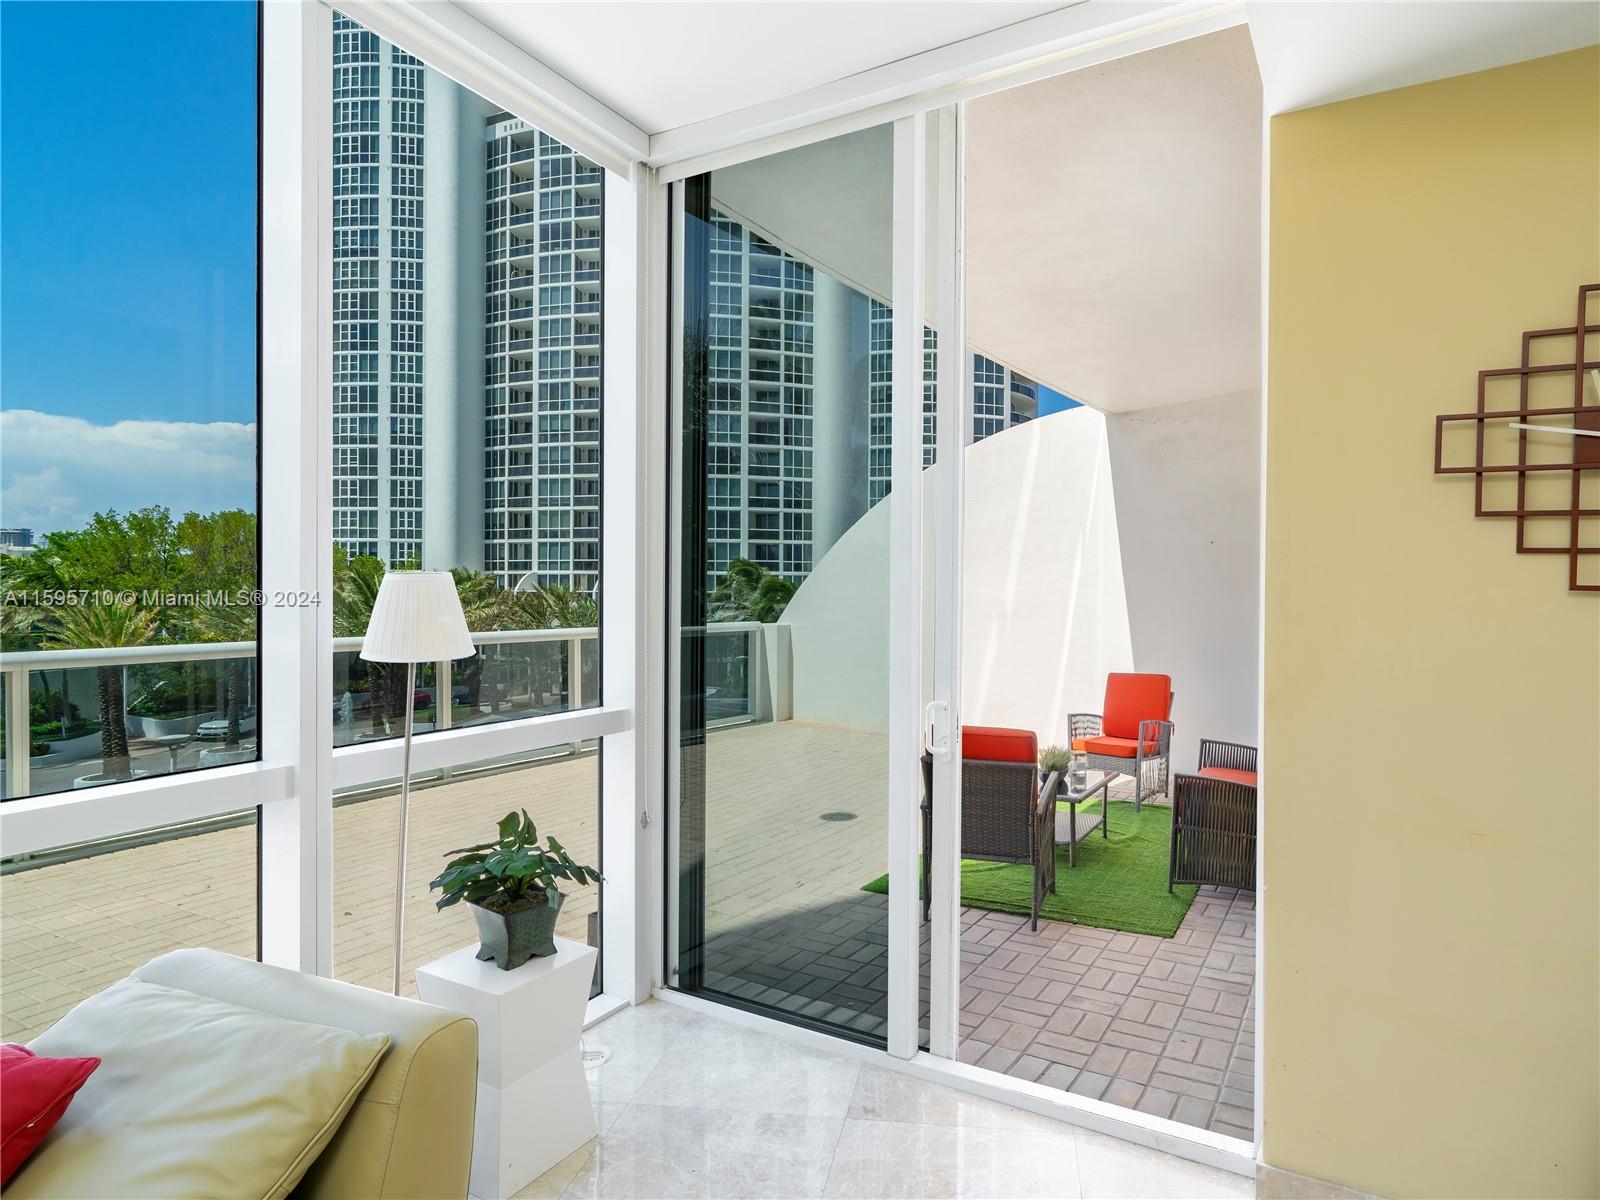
360 570 474 995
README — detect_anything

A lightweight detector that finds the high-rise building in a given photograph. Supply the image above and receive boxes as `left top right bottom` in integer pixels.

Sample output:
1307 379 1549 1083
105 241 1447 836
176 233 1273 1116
330 15 424 567
332 13 1041 596
483 119 603 592
331 15 602 591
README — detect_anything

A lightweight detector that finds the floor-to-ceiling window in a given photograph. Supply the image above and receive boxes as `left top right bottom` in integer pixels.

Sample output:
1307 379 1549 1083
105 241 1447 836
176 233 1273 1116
0 0 262 1032
324 13 608 997
670 127 900 1043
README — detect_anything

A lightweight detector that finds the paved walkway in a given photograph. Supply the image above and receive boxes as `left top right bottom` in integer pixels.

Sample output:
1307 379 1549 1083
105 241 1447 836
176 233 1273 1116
956 886 1255 1139
683 723 1256 1139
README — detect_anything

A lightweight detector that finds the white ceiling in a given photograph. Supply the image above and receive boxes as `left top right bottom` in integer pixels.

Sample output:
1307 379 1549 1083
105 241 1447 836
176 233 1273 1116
451 1 1064 134
1246 1 1600 115
965 25 1263 413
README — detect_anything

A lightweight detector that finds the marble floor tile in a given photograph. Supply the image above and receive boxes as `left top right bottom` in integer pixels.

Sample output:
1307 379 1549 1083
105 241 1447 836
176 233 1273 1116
525 998 1255 1200
580 1000 707 1107
822 1117 1081 1199
629 1014 862 1118
1074 1128 1253 1199
846 1063 1069 1133
562 1102 845 1200
512 1140 599 1200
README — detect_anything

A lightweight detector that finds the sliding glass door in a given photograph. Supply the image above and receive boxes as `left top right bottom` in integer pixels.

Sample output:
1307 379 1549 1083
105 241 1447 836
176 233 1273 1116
668 125 915 1044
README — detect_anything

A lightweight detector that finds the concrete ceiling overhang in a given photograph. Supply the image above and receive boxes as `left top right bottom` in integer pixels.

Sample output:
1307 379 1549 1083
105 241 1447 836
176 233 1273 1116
450 1 1064 135
965 25 1263 413
1246 0 1600 116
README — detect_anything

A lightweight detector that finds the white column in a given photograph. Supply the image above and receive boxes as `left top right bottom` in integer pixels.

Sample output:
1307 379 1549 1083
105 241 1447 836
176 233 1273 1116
259 0 333 975
421 69 487 571
809 271 868 562
599 161 653 1003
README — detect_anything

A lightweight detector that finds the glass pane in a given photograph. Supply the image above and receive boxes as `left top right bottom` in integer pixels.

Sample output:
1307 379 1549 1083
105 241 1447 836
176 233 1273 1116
0 2 260 799
332 743 601 998
328 13 602 750
0 811 259 1041
674 128 895 1043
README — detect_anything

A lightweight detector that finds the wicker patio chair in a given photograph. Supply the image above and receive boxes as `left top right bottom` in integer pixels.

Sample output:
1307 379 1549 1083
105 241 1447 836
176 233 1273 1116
1168 739 1259 892
1068 673 1175 810
919 726 1056 930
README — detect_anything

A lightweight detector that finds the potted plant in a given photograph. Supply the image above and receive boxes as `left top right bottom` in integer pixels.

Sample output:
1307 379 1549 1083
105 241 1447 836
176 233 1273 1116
430 809 601 970
1039 743 1072 788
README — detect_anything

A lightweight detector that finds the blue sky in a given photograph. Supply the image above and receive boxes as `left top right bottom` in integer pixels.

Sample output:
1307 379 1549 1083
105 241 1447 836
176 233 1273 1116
1037 385 1081 416
1 1 258 534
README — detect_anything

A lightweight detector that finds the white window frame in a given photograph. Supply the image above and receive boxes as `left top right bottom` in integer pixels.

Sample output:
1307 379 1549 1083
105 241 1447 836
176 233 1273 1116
639 8 1258 1179
0 0 653 1015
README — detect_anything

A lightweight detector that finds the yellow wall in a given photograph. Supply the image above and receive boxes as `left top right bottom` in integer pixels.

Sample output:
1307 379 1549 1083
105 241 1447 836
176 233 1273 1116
1265 46 1600 1200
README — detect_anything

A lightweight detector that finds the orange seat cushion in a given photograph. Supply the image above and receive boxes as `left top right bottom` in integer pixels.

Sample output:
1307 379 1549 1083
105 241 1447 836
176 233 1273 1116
1071 737 1089 752
1198 766 1258 787
962 725 1037 765
1080 735 1160 759
1102 673 1172 739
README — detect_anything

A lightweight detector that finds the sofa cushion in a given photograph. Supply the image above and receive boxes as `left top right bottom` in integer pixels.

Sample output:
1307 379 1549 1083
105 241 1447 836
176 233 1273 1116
13 978 389 1200
1102 673 1171 739
131 949 477 1200
0 1044 100 1185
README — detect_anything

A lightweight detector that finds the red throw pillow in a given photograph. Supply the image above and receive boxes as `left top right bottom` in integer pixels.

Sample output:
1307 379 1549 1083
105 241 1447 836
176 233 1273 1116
0 1043 100 1185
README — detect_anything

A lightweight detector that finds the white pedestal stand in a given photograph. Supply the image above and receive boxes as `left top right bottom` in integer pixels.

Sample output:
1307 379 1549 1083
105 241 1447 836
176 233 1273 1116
416 937 599 1199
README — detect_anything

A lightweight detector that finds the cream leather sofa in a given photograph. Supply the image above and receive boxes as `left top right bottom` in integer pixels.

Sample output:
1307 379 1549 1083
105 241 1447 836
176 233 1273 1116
117 949 478 1199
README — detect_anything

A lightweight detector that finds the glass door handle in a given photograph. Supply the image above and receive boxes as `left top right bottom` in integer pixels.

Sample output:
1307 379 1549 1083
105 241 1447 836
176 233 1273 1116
925 699 952 761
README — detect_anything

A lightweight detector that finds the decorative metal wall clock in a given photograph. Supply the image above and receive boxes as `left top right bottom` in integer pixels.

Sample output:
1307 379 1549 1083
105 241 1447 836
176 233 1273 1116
1434 283 1599 593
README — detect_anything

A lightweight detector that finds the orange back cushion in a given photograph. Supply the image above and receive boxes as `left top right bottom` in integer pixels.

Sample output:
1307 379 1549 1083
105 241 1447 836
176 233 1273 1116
961 725 1037 764
1102 673 1172 739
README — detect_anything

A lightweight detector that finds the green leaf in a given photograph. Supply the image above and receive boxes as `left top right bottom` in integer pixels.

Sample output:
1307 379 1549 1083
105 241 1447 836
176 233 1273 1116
441 841 497 857
497 811 520 842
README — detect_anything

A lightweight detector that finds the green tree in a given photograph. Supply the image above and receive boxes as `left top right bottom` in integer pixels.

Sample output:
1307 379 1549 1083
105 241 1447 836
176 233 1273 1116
0 506 257 649
707 558 796 623
509 582 599 630
188 599 255 750
332 551 406 735
37 601 158 780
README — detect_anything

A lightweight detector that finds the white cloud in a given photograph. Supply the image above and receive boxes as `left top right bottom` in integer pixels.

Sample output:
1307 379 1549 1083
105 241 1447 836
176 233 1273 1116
0 409 257 535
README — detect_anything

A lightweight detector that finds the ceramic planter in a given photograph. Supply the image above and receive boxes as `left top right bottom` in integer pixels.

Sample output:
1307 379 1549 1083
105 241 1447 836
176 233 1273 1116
470 887 565 970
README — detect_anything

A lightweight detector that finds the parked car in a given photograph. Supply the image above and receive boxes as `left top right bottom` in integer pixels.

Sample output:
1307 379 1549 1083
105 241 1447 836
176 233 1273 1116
195 713 257 741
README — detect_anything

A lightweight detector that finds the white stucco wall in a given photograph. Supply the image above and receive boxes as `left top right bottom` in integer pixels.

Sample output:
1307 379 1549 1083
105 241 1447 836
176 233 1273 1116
779 396 1260 771
1106 390 1261 766
958 408 1133 746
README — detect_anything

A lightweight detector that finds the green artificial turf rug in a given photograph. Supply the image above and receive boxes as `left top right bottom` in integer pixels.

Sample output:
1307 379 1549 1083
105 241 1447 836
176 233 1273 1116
862 800 1198 937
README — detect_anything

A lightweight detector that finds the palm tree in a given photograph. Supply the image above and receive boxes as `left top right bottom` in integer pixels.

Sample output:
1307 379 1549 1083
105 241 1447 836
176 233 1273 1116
333 552 405 735
189 600 256 750
448 567 524 714
510 582 599 630
707 558 796 623
38 601 158 780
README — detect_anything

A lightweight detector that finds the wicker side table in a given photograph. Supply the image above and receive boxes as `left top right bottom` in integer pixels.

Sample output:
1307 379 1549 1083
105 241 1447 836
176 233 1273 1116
1052 772 1113 867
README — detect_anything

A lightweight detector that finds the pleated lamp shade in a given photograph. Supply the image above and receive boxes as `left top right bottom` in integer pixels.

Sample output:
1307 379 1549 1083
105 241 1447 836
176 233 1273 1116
359 571 475 663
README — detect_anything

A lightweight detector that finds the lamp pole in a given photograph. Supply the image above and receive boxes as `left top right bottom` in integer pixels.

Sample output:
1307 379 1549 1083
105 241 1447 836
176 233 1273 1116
392 659 417 997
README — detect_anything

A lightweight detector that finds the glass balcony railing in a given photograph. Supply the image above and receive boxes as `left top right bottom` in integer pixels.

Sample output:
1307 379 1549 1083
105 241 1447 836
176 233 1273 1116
1 623 768 801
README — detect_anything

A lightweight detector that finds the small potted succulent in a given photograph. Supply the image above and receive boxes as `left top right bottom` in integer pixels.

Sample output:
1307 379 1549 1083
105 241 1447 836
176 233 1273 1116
430 809 601 970
1038 744 1072 790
